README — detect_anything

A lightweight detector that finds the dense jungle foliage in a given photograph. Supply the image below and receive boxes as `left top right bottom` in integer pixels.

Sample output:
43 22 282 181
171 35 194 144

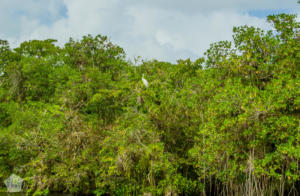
0 13 299 196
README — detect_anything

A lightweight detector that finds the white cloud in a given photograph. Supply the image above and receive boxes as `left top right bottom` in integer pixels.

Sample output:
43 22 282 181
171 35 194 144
0 0 299 62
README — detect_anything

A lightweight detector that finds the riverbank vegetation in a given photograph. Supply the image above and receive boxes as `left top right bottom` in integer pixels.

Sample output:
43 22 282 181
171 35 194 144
0 13 299 195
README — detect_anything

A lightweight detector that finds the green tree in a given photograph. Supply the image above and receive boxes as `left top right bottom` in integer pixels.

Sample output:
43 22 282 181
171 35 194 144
0 13 299 196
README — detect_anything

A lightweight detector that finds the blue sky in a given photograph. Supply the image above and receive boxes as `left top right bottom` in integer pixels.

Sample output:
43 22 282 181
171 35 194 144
0 0 299 62
248 9 293 18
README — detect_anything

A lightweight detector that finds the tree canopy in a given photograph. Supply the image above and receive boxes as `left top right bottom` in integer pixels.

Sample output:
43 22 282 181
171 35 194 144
0 14 299 196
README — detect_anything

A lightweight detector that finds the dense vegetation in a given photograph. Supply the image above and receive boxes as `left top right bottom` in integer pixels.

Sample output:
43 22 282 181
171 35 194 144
0 13 299 196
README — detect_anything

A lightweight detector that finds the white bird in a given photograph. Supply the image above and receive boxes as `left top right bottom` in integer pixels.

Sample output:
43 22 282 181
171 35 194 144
142 74 149 87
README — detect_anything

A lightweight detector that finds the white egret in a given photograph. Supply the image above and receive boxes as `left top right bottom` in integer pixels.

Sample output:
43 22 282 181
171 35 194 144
142 74 149 87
